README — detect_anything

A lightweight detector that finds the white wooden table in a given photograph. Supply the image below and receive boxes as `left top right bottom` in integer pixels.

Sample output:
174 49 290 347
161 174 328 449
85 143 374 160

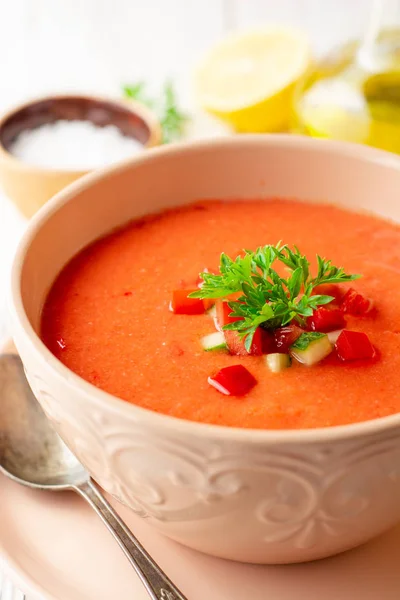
0 193 25 343
0 570 26 600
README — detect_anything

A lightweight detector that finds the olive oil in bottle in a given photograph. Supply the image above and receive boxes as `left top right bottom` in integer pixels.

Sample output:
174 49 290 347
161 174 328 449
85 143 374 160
293 0 400 153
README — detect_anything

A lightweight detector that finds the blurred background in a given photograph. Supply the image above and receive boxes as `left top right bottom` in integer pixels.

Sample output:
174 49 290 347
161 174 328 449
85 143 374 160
0 0 370 106
0 0 396 341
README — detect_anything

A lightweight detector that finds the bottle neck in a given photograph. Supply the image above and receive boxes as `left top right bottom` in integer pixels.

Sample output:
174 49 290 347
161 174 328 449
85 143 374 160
357 0 400 71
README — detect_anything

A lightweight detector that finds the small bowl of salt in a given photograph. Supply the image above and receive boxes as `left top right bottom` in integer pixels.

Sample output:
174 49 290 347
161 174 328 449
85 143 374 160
0 94 161 218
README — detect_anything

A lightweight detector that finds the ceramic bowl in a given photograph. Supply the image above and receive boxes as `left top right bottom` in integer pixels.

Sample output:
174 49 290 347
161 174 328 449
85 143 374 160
9 135 400 564
0 94 161 218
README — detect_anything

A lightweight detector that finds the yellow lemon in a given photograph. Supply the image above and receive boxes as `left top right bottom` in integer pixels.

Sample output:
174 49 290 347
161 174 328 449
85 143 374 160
195 27 311 133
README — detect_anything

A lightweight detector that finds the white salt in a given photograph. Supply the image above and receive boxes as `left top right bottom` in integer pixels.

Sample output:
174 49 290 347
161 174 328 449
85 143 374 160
10 120 144 170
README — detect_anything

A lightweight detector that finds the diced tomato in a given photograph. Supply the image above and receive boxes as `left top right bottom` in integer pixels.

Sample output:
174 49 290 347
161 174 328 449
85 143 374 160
341 288 373 316
215 300 242 330
274 325 303 353
202 298 215 311
260 329 277 354
224 327 263 356
335 330 375 361
170 289 206 315
312 284 345 304
208 365 257 396
307 307 346 332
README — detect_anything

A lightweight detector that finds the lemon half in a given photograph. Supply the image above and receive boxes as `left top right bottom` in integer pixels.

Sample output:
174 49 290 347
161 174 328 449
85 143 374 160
196 27 311 133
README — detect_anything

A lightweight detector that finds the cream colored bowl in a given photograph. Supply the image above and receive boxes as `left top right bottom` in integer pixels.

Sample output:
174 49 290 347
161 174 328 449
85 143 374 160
9 135 400 564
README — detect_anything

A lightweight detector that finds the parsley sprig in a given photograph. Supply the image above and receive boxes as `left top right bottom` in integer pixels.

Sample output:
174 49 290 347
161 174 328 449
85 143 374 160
122 80 188 144
191 244 360 352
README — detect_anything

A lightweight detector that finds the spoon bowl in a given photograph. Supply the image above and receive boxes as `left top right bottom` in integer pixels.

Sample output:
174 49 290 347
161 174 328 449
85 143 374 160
0 354 87 489
0 353 187 600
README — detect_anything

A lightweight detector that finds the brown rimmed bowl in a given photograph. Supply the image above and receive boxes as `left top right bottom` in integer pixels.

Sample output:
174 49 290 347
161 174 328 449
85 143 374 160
0 94 161 218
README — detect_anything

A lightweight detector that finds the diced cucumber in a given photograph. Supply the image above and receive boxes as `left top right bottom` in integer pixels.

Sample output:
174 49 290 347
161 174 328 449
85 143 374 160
201 331 227 352
265 353 291 373
207 304 217 319
290 332 332 366
327 329 343 344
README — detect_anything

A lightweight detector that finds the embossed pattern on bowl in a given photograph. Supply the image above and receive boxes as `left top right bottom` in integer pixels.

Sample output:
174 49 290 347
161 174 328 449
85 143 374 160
10 135 400 563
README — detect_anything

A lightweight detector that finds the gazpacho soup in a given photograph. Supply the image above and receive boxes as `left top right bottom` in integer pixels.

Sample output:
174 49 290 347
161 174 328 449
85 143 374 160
41 199 400 430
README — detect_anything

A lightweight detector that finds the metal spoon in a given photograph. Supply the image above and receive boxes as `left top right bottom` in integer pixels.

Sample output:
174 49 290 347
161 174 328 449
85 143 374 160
0 354 187 600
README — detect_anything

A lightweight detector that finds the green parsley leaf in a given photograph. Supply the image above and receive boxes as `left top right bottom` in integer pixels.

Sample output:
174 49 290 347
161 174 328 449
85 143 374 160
122 80 188 144
291 332 327 351
191 244 360 349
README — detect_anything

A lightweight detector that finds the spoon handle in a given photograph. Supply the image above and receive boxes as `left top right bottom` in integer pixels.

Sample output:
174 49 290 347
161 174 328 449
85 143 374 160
74 479 187 600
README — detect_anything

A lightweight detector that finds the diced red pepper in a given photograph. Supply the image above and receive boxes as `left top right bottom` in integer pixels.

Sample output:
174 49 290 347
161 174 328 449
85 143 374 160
274 325 303 353
260 329 277 354
312 284 345 304
170 289 206 315
341 288 373 316
215 300 242 330
307 307 346 332
335 330 375 361
208 365 257 396
202 298 215 311
224 327 263 356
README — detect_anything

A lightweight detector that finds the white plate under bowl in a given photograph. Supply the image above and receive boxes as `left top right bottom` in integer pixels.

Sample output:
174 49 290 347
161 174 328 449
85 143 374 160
1 474 400 600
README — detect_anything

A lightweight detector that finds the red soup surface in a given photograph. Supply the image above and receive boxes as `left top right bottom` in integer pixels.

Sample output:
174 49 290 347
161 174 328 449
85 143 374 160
41 200 400 430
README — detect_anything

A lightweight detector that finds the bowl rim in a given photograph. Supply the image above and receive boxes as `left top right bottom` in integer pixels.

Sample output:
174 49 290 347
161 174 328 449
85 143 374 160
0 92 162 176
10 133 400 444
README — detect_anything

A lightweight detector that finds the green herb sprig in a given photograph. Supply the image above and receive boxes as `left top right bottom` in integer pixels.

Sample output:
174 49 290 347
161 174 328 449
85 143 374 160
291 332 326 350
191 243 360 352
122 80 188 144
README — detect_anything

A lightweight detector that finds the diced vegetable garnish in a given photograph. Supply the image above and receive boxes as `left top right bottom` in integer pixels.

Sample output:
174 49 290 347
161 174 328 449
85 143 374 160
335 330 375 361
261 329 277 354
194 244 360 338
290 332 332 366
201 332 227 352
341 289 373 316
327 329 344 344
215 300 242 330
170 289 206 315
312 283 345 304
224 327 263 356
172 246 375 375
202 298 215 311
265 353 291 373
307 307 346 332
197 267 216 288
274 325 303 353
207 304 217 319
208 365 257 396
